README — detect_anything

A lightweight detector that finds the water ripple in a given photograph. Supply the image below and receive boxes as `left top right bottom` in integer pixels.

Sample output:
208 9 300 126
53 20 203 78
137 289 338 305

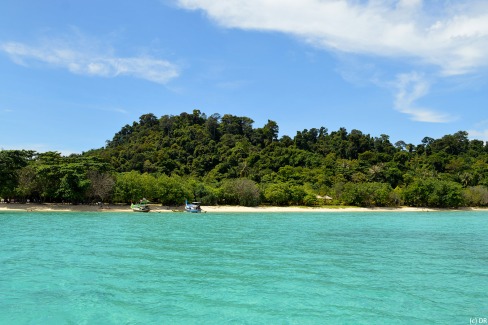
0 211 487 324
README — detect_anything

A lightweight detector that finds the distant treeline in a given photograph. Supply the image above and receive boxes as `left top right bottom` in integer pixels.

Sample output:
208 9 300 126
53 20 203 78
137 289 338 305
2 110 488 208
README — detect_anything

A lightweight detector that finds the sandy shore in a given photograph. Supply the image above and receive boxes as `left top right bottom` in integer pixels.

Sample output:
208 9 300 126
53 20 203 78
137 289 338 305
0 203 485 213
201 206 487 213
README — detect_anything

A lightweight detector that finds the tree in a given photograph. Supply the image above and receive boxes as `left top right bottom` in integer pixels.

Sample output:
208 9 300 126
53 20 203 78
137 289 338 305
219 114 254 138
156 175 192 206
263 182 306 206
340 182 394 207
0 150 34 198
262 120 279 144
32 152 64 202
264 182 290 206
402 178 463 208
463 186 488 207
431 131 469 155
86 171 115 203
138 113 158 127
55 158 108 203
57 172 90 203
205 113 221 140
113 171 157 203
15 165 38 201
9 109 488 210
220 179 260 206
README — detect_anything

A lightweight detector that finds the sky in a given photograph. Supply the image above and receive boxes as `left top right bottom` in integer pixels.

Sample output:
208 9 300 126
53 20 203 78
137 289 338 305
1 0 488 154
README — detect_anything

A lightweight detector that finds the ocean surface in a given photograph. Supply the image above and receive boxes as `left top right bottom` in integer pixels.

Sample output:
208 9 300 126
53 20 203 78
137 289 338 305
0 211 487 324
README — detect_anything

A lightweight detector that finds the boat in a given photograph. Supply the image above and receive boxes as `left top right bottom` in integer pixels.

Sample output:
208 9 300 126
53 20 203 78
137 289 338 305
185 200 203 213
131 198 150 212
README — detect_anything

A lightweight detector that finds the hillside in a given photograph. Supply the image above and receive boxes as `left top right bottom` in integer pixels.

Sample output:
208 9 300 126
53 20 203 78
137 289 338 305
2 110 488 207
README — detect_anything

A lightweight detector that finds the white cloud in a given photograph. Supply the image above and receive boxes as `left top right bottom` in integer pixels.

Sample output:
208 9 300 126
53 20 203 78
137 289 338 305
469 120 488 142
0 39 180 84
95 106 129 115
392 72 455 123
177 0 488 123
468 129 488 142
0 143 71 155
176 0 488 75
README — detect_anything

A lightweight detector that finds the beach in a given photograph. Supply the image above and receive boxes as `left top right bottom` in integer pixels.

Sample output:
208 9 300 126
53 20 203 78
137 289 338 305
0 203 482 213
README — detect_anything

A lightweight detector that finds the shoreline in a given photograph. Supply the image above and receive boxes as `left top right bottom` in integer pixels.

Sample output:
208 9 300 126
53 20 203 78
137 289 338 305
0 203 487 213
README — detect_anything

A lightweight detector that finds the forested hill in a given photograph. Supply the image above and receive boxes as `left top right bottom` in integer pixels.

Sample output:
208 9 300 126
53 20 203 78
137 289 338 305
89 110 282 178
88 110 487 183
2 109 488 208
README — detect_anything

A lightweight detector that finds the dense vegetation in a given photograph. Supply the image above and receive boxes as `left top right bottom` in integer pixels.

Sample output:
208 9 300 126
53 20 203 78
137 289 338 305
2 110 488 208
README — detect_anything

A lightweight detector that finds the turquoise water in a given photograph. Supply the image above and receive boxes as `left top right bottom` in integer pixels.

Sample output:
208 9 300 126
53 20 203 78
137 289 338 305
0 211 487 324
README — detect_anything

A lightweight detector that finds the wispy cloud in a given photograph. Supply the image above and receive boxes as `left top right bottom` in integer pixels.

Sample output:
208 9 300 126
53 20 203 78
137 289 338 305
0 143 61 154
92 106 130 115
0 36 180 84
177 0 488 75
468 129 488 142
177 0 488 123
393 72 455 123
469 120 488 142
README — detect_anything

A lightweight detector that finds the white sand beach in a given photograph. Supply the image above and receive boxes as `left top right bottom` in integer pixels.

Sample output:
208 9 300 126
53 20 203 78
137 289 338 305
0 203 483 213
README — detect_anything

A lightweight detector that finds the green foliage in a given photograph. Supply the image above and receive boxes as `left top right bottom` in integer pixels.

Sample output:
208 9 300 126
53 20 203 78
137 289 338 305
0 150 34 197
402 178 463 208
302 193 319 206
57 172 90 203
263 182 289 206
340 182 395 207
15 165 37 199
263 182 306 206
462 186 488 207
3 111 488 208
156 175 192 206
113 171 156 203
8 152 112 203
220 178 260 206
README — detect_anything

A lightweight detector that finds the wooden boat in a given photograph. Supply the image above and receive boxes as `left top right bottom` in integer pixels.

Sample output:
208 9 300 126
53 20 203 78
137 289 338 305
185 200 203 213
131 199 150 212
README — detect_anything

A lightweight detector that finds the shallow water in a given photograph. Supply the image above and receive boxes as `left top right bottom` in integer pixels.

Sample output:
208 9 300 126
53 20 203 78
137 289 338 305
0 211 487 324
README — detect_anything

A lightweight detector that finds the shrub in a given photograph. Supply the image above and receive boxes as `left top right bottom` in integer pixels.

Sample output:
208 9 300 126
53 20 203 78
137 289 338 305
340 182 394 207
220 178 260 206
156 175 192 206
263 182 307 206
463 186 488 207
403 178 463 208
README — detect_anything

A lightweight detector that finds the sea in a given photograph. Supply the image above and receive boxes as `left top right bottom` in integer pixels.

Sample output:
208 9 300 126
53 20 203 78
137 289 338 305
0 211 487 324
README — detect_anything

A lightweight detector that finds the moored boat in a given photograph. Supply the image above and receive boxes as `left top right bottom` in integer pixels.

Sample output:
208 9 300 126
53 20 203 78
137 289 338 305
185 200 202 213
131 198 150 212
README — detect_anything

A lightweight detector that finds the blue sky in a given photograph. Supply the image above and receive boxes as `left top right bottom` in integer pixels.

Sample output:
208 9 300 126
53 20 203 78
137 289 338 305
1 0 488 154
